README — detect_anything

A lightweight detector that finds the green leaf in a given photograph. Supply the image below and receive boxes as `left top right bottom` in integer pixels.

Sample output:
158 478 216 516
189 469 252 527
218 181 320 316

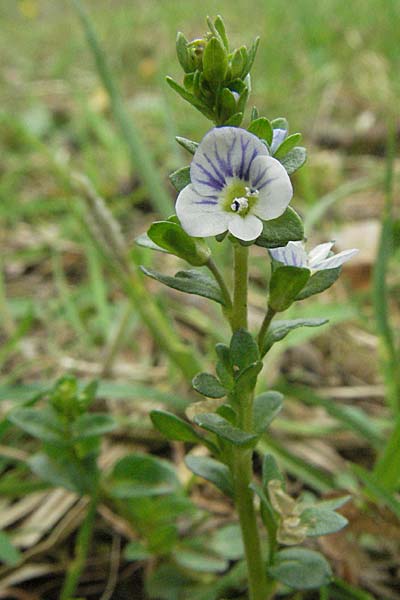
0 531 22 566
296 267 341 300
255 207 304 249
124 540 152 561
269 266 311 312
352 464 400 519
301 507 348 537
280 146 307 175
192 373 227 399
234 361 263 397
271 117 288 132
214 15 229 50
242 36 260 77
262 318 328 354
9 408 65 443
274 133 302 159
169 166 191 192
223 112 243 126
230 48 245 79
209 524 244 560
146 564 192 600
173 544 228 573
253 391 283 433
150 410 202 443
72 413 117 439
110 453 180 499
229 328 260 373
135 232 169 253
268 547 332 590
316 495 351 511
193 413 258 447
166 77 214 120
147 221 210 266
29 453 95 494
140 267 225 305
175 136 198 155
185 455 234 497
215 343 234 389
262 453 285 488
203 37 228 84
248 117 273 144
176 32 193 73
218 88 237 123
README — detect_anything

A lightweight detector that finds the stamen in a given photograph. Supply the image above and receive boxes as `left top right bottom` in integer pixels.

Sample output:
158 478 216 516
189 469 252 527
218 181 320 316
245 186 259 198
231 197 248 213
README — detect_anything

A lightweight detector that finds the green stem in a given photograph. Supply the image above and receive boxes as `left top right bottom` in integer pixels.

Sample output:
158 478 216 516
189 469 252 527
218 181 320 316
60 490 99 600
206 257 233 322
257 306 276 353
229 240 272 600
231 243 249 331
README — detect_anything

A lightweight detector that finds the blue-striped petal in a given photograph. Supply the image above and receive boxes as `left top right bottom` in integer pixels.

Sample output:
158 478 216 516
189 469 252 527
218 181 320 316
175 184 229 237
270 241 307 268
191 127 268 197
250 156 293 220
312 248 359 270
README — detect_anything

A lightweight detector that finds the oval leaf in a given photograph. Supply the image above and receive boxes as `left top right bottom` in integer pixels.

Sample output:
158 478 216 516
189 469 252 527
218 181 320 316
255 207 304 249
150 410 202 443
185 455 234 497
193 413 258 447
268 547 332 590
193 373 227 399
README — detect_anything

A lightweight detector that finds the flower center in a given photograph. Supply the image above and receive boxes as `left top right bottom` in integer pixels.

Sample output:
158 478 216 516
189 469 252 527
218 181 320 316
222 180 259 217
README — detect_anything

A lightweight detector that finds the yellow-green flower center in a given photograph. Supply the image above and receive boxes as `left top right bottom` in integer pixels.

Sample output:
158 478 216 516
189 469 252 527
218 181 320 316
221 180 259 217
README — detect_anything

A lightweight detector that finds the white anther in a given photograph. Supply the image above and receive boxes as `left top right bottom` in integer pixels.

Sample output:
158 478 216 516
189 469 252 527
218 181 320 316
231 197 249 213
245 186 259 198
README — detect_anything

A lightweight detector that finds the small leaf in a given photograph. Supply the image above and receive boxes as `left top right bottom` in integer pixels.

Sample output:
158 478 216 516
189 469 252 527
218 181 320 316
124 540 152 561
274 133 302 159
262 318 328 355
271 117 289 132
29 453 94 494
230 48 245 79
214 15 229 50
230 329 260 373
296 267 341 300
203 37 228 84
193 413 258 447
110 453 179 499
176 32 193 73
9 408 65 443
218 88 237 123
301 507 348 537
209 524 244 560
192 373 227 399
185 455 234 497
147 221 210 266
0 531 22 566
234 361 263 397
173 545 228 573
253 391 283 433
169 166 191 192
255 207 304 249
166 77 214 120
175 136 198 155
316 495 351 511
242 36 260 77
280 146 307 175
72 413 117 439
262 454 285 489
223 112 243 126
248 117 273 144
140 267 225 305
268 547 332 590
135 233 169 253
151 410 202 443
268 266 311 312
215 343 234 389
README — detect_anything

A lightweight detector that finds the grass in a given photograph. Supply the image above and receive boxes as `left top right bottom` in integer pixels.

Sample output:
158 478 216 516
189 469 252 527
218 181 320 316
0 1 400 598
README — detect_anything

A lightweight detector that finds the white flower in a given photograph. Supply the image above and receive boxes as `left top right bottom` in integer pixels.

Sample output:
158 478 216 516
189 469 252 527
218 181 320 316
176 127 293 242
269 241 359 271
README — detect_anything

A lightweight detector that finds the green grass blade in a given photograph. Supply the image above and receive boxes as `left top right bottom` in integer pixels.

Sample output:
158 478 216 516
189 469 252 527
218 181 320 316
352 464 400 519
71 0 173 217
85 238 111 337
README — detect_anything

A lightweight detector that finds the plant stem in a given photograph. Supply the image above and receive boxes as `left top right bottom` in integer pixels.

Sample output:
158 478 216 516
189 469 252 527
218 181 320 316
230 240 271 600
206 257 233 322
60 490 99 600
257 306 276 353
231 243 249 331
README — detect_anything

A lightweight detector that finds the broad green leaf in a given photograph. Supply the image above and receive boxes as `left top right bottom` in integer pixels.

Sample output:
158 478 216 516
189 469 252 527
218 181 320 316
269 266 311 312
234 361 263 397
72 413 117 439
173 545 228 573
192 373 227 399
110 453 180 499
150 410 202 443
175 136 198 155
271 117 288 131
224 112 244 127
176 32 193 73
248 117 273 144
255 207 304 249
268 547 332 590
209 524 244 560
203 37 228 84
262 453 285 489
229 328 259 373
274 133 302 159
215 343 234 388
301 507 348 537
124 540 152 561
262 318 328 355
280 146 307 175
146 564 192 600
9 408 65 443
135 233 169 253
185 455 233 497
296 267 341 300
218 88 237 123
29 453 96 494
147 221 210 266
169 166 191 192
253 391 283 433
193 413 258 447
0 531 22 566
140 267 225 305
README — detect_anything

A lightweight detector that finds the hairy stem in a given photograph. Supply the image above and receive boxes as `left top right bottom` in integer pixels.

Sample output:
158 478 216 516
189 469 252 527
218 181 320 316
206 257 233 322
231 243 249 331
258 306 276 353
